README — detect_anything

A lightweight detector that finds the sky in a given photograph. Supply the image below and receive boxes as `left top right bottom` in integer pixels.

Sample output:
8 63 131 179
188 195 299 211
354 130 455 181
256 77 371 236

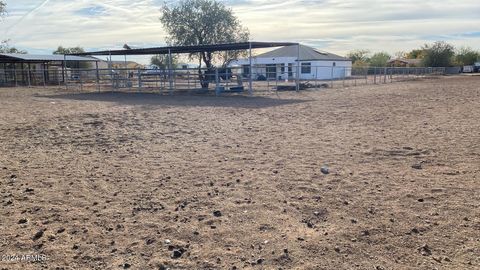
1 0 480 64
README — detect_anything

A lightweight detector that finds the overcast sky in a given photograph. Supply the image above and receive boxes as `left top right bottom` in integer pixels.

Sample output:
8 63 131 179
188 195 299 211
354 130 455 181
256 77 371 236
2 0 480 63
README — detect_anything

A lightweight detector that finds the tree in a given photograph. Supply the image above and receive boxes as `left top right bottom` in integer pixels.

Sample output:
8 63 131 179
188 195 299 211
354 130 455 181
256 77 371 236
347 49 370 64
454 47 479 66
394 51 407 59
160 0 249 88
0 40 27 54
151 54 178 69
407 49 426 59
368 52 391 67
0 1 5 17
53 46 85 55
421 41 455 67
0 3 27 54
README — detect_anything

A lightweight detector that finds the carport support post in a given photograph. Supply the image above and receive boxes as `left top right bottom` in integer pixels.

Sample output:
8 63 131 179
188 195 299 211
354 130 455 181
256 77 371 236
109 52 114 91
248 42 253 95
296 44 300 92
168 49 173 95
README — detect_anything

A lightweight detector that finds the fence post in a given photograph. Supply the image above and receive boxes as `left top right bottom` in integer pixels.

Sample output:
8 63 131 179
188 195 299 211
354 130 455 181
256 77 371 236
215 68 220 96
384 67 387 83
79 70 83 91
330 66 334 88
42 65 46 88
27 64 31 87
96 62 100 92
365 67 368 85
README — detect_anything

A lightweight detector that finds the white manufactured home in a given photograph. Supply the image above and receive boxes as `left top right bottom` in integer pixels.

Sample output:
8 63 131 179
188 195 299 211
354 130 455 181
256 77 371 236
230 44 352 80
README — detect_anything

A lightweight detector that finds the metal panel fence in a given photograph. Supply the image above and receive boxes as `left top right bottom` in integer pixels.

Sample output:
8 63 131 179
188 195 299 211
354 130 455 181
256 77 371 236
0 65 446 95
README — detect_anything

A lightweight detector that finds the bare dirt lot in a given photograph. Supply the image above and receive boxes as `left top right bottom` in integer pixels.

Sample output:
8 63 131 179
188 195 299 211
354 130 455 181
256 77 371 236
0 76 479 270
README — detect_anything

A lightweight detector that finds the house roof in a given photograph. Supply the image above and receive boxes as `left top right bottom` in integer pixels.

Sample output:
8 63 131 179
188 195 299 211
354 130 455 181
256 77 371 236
0 53 98 62
255 45 349 61
387 58 422 65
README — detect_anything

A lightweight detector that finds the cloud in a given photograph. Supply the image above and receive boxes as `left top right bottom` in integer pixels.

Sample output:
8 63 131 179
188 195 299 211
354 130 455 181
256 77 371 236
1 0 480 62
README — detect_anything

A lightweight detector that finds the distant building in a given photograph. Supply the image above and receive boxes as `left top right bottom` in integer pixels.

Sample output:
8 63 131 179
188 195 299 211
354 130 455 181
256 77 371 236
109 61 143 69
230 44 352 80
387 58 422 67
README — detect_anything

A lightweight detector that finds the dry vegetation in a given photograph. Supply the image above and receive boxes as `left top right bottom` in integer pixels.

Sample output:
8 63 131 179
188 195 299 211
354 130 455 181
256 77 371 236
0 76 479 269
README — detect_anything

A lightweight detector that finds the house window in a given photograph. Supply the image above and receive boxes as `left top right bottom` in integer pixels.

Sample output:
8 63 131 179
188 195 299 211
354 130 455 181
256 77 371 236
301 63 311 74
242 65 250 78
266 64 276 79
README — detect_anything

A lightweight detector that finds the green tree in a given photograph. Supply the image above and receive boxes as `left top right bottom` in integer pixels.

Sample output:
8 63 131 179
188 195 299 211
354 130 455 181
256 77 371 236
368 52 391 67
407 49 426 59
454 47 479 66
421 41 455 67
160 0 249 88
53 46 85 55
347 49 370 64
150 54 178 69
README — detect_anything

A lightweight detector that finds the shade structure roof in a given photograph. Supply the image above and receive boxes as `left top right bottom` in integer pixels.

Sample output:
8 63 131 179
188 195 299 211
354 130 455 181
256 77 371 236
0 53 99 63
72 42 299 56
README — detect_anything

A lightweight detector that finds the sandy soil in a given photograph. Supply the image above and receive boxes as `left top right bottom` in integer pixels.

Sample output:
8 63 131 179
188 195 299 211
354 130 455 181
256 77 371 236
0 76 479 270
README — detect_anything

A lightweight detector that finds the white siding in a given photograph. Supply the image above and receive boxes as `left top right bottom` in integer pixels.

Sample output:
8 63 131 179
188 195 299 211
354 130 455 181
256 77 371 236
231 57 352 80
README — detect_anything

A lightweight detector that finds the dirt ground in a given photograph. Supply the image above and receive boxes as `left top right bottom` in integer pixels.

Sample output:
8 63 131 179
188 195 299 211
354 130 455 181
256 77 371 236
0 76 479 270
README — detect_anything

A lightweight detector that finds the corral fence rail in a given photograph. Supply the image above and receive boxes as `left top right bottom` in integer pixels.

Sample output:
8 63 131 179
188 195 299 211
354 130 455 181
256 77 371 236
0 65 447 95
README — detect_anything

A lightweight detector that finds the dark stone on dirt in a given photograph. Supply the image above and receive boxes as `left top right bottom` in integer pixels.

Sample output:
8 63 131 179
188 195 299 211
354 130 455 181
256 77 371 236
10 174 16 179
321 166 330 175
283 248 289 254
72 244 79 250
418 198 424 202
122 263 131 269
334 246 341 253
171 249 184 259
18 218 27 224
213 210 222 217
419 244 432 256
297 237 305 241
32 229 44 241
56 227 65 234
256 258 264 264
25 188 34 193
146 239 155 245
411 228 419 234
412 164 422 170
